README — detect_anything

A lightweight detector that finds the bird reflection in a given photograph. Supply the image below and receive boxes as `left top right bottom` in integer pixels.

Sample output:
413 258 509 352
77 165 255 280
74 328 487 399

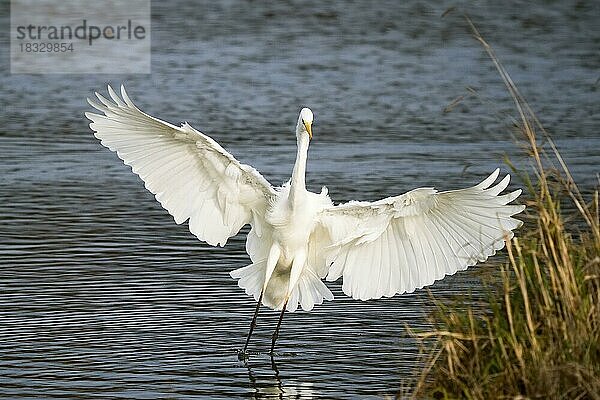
243 356 313 399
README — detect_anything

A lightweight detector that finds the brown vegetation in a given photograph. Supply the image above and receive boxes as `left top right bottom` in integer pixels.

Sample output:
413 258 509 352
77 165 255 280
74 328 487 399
409 19 600 400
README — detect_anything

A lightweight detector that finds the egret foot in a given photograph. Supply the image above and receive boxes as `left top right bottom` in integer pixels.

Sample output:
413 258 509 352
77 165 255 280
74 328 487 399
237 349 250 361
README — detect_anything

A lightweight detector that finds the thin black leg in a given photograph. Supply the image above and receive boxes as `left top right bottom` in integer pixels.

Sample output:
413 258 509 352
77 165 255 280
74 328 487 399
269 355 283 399
240 291 263 357
270 299 288 354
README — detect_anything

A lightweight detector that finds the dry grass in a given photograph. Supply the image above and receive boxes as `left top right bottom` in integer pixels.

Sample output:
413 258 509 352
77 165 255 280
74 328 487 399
407 19 600 400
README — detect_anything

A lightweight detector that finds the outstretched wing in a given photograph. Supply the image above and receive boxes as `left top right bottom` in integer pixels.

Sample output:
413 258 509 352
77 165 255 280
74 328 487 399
86 85 276 247
315 169 525 300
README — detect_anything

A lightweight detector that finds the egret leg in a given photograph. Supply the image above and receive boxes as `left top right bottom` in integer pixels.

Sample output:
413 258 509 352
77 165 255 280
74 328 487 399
287 251 306 295
270 299 288 354
270 253 305 354
269 355 283 395
263 244 281 291
240 290 263 357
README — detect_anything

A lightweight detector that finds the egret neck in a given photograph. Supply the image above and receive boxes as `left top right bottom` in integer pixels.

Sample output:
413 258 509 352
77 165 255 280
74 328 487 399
290 121 310 207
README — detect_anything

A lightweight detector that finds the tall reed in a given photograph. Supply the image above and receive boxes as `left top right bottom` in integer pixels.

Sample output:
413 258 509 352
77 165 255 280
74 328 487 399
409 19 600 399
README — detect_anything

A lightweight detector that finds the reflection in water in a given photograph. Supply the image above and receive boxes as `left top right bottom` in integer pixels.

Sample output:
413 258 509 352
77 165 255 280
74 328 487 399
1 0 599 398
245 357 314 400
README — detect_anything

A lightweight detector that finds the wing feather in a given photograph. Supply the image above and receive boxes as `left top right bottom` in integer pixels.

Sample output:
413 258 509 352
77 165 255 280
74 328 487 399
393 219 410 292
420 217 442 281
428 210 464 270
384 227 396 297
86 85 276 246
317 171 525 300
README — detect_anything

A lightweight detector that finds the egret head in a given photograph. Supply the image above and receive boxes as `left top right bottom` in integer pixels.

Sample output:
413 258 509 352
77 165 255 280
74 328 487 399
298 107 314 140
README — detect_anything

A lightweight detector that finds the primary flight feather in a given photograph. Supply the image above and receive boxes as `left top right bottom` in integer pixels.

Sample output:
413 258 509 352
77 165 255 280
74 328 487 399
86 85 525 354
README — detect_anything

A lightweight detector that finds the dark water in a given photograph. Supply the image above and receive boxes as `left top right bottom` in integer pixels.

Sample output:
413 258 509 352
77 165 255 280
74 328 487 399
1 1 599 398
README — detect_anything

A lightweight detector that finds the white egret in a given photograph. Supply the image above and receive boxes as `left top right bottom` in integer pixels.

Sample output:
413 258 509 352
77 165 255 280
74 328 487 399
86 85 525 356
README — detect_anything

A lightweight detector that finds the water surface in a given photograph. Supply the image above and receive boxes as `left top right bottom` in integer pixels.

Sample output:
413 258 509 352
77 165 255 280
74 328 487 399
1 1 599 398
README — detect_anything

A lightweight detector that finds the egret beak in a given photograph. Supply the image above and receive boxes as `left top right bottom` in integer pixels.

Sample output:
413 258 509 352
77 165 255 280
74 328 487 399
304 121 313 139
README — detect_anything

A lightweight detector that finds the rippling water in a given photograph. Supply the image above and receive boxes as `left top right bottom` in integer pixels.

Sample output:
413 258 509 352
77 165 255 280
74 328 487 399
1 1 599 398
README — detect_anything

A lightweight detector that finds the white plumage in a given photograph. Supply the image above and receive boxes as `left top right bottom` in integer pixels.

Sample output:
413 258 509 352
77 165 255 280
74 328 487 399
87 85 525 352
